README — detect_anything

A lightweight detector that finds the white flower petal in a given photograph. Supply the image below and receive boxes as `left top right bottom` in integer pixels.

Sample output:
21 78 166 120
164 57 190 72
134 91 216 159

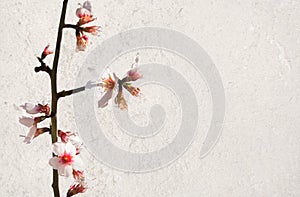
76 7 90 18
69 135 82 146
101 69 119 82
19 117 34 127
21 103 40 114
57 165 66 176
65 142 76 156
52 142 65 156
83 0 92 12
49 157 61 169
113 72 119 82
98 89 113 108
23 137 31 144
23 125 37 144
21 103 34 110
72 156 84 170
58 165 73 177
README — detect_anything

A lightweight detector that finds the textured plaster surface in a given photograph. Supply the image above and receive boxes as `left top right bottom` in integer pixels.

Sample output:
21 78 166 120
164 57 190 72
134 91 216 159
0 0 300 196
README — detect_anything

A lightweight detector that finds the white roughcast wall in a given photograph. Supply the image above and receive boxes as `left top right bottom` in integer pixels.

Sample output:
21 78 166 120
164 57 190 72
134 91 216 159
0 0 299 196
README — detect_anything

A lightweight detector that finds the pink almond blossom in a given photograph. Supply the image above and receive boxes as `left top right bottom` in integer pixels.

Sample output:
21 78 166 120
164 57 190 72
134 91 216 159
20 103 50 115
114 91 128 111
76 34 89 51
123 83 141 97
98 55 142 110
76 1 96 26
58 130 82 154
41 45 53 60
126 68 142 82
67 183 87 197
76 7 90 19
82 26 101 36
82 0 92 12
72 170 85 182
49 142 83 177
76 1 92 17
98 73 117 108
19 116 45 144
58 130 73 143
102 74 116 91
33 127 50 139
78 15 96 26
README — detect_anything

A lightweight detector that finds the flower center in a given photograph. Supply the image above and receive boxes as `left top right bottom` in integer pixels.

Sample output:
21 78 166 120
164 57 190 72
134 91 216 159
104 76 115 90
60 152 73 165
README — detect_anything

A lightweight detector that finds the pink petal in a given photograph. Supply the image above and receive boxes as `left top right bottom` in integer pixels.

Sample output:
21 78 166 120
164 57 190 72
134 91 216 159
58 165 73 177
52 142 65 156
69 135 82 147
113 72 119 81
76 7 90 18
72 156 84 170
19 117 34 127
49 157 61 169
76 35 89 51
21 103 40 114
127 68 142 81
65 142 76 156
83 0 92 12
23 125 37 144
98 89 113 108
21 103 35 110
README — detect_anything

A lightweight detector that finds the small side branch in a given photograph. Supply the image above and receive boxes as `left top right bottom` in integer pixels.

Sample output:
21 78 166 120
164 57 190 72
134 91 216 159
35 57 51 75
57 86 85 98
63 24 82 31
57 81 102 99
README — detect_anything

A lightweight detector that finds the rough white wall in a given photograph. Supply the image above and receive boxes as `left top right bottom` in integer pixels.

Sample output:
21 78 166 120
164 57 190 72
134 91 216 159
0 0 299 196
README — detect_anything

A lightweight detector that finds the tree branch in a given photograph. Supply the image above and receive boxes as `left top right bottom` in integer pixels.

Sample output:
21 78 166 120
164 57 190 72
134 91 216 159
50 0 69 197
35 57 51 75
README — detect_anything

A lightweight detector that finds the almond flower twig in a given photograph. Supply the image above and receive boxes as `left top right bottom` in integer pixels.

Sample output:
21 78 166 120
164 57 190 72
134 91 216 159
18 0 102 196
73 1 101 51
18 1 146 196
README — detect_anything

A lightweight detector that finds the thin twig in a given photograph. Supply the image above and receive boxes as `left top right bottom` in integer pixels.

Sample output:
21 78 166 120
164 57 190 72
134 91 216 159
57 81 102 98
57 86 85 98
63 24 82 31
35 57 51 75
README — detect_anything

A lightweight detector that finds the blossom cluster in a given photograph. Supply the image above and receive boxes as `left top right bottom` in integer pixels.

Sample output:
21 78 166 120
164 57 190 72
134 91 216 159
18 2 92 194
75 1 101 51
98 54 143 110
50 131 87 196
19 43 54 144
19 103 87 196
19 103 50 144
18 1 146 196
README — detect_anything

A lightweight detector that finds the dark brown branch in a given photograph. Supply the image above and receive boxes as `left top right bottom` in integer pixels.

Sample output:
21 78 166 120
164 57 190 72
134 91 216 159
50 0 69 197
35 57 51 75
63 24 83 31
57 86 85 98
57 81 102 99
